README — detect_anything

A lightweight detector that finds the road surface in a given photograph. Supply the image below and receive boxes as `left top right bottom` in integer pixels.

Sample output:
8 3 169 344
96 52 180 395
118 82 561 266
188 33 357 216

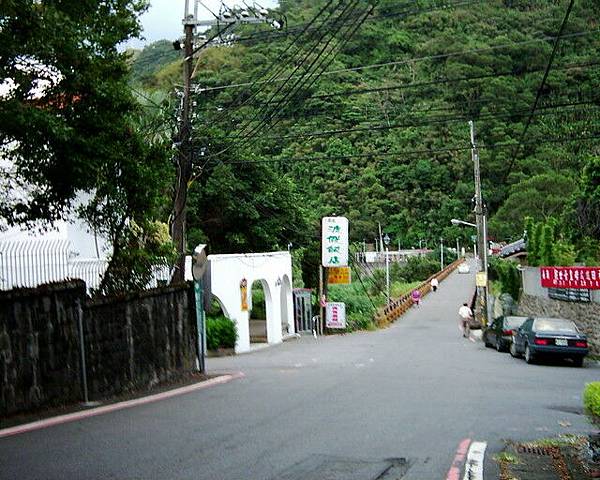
1 263 597 479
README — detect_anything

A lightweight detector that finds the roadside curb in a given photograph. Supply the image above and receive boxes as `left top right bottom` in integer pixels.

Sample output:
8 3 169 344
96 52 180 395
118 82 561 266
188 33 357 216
0 372 245 439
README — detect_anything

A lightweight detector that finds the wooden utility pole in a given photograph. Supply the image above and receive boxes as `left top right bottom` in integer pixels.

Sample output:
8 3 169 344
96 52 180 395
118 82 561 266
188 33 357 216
470 120 489 324
171 6 195 283
170 2 280 283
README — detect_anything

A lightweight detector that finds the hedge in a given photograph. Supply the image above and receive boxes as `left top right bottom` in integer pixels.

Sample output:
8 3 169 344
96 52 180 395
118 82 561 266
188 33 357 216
583 382 600 420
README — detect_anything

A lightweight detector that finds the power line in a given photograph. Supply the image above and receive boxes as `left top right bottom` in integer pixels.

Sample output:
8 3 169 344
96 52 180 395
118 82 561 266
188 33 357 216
216 97 599 143
197 0 369 170
195 29 599 94
204 131 600 166
502 0 577 182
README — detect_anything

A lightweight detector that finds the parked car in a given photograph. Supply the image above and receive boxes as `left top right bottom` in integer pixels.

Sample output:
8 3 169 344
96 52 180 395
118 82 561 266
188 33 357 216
483 315 529 352
510 317 589 367
458 263 470 274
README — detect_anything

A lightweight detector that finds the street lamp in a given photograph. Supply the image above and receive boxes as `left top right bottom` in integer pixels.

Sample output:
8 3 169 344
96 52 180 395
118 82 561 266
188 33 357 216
383 233 390 304
451 218 477 228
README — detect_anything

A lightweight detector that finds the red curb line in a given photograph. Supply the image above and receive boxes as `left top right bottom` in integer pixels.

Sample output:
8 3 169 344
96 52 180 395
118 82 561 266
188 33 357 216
0 372 245 439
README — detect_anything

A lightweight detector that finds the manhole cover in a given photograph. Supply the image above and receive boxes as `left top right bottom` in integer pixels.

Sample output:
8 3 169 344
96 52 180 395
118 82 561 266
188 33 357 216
273 455 410 480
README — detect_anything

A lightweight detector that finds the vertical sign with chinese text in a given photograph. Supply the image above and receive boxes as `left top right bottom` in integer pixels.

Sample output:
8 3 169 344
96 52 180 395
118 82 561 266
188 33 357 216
326 302 346 329
322 217 349 267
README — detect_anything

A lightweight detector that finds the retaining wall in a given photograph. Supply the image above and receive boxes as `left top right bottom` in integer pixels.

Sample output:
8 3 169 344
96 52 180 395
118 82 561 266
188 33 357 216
0 282 198 417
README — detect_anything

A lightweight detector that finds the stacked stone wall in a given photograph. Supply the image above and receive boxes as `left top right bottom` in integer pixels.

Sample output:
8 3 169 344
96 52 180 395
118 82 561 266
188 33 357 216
0 282 198 417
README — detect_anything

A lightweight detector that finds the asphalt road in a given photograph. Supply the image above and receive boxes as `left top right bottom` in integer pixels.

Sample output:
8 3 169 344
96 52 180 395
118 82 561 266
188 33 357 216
2 263 598 480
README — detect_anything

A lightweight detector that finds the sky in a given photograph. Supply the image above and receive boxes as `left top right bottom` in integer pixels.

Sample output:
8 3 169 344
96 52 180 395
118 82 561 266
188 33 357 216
127 0 279 49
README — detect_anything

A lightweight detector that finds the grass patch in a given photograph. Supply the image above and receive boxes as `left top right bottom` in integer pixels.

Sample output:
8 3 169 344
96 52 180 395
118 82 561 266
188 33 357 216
525 434 584 448
493 452 521 464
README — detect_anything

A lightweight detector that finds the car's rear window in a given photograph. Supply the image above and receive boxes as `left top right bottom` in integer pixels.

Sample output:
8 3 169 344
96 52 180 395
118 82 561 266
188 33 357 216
534 318 578 332
505 316 528 329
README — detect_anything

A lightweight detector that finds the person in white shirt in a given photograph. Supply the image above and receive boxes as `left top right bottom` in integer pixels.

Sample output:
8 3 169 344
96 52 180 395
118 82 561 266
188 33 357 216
430 277 439 292
458 303 473 337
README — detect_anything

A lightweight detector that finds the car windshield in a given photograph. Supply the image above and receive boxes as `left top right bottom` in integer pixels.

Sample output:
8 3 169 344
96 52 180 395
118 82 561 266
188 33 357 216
534 318 578 333
505 316 528 329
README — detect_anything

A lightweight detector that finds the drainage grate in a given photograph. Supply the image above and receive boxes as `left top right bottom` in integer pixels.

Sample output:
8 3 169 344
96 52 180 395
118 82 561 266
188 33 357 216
517 445 556 457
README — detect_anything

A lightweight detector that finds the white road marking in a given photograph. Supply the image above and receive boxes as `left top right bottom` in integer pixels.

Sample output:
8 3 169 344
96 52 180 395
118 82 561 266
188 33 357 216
463 441 487 480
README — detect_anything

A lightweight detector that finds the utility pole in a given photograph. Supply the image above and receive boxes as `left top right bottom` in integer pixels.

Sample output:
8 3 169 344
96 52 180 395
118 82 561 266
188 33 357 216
456 238 460 259
170 1 281 283
440 238 444 271
171 2 195 283
469 120 489 324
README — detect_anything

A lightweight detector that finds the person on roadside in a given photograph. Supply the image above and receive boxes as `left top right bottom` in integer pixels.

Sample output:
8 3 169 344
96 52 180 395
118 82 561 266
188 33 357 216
430 277 439 292
458 302 473 338
411 288 422 307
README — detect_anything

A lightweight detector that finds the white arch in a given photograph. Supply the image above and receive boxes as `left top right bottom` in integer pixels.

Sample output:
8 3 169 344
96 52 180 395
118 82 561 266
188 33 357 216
206 252 293 353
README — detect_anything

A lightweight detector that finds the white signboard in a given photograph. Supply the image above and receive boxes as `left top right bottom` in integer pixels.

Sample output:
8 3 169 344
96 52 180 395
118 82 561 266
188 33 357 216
326 302 346 329
322 216 349 267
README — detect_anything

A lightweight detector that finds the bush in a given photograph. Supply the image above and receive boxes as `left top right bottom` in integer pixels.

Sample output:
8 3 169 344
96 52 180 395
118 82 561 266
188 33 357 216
584 382 600 420
392 256 439 283
206 315 237 350
489 258 521 300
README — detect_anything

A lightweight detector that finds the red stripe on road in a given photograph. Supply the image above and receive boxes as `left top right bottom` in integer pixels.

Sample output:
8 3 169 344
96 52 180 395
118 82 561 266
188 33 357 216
0 372 245 439
446 438 471 480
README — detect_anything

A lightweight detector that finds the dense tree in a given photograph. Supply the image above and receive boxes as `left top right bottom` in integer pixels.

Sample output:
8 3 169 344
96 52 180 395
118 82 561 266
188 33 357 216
0 0 151 228
131 0 600 266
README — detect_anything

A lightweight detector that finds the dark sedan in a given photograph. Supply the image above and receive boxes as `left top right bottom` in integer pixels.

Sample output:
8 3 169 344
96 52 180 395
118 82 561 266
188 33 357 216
510 317 589 366
483 315 529 352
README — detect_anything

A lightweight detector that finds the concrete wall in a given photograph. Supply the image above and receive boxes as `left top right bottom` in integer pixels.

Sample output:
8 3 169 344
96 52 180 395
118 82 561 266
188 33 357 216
0 281 198 416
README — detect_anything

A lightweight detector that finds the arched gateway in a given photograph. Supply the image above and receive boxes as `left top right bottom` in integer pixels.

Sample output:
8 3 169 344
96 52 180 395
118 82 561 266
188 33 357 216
207 252 294 353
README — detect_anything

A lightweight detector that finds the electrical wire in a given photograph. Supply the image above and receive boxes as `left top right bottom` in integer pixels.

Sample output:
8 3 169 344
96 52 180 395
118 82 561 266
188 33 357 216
502 0 577 182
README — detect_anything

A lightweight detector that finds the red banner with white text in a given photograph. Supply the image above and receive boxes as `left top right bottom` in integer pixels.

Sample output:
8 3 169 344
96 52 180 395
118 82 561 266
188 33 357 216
540 266 600 290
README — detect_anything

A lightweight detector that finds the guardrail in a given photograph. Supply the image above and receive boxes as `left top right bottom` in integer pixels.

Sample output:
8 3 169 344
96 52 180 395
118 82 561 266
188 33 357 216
374 257 465 327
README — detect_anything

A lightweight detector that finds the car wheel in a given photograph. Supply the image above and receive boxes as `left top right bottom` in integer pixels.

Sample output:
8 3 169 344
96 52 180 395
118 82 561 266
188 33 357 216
525 344 535 364
572 357 584 368
510 340 520 358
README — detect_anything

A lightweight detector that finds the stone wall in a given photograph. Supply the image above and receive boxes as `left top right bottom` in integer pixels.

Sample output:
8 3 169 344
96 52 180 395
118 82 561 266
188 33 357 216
0 281 86 417
518 294 600 355
85 286 197 399
0 282 198 417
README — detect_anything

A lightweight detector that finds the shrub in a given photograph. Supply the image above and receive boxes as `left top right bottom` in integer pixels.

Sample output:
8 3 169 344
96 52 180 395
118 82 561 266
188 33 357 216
206 315 237 350
584 382 600 420
489 258 521 300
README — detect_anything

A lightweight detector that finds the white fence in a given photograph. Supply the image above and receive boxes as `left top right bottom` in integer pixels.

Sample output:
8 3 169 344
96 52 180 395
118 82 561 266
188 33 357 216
0 239 109 291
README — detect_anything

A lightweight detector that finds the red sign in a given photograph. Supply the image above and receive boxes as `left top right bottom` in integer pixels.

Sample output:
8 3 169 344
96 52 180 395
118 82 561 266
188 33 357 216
540 266 600 290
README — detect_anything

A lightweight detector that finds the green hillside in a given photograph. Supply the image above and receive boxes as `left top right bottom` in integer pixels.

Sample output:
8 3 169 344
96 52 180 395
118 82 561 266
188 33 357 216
132 0 600 271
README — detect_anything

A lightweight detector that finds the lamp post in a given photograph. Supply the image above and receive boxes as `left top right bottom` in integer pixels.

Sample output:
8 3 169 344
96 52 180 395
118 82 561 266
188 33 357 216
440 238 444 270
384 233 391 304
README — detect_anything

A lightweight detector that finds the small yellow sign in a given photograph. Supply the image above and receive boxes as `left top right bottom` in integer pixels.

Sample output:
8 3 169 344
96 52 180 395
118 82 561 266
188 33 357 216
240 278 249 311
328 267 351 285
476 272 488 287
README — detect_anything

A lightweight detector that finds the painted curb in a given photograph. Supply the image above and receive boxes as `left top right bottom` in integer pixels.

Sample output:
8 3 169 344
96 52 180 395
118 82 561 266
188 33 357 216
0 372 245 439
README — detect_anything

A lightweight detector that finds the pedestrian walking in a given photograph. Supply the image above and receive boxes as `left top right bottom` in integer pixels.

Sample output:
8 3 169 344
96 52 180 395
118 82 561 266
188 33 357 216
411 289 422 307
458 302 473 338
430 277 439 292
